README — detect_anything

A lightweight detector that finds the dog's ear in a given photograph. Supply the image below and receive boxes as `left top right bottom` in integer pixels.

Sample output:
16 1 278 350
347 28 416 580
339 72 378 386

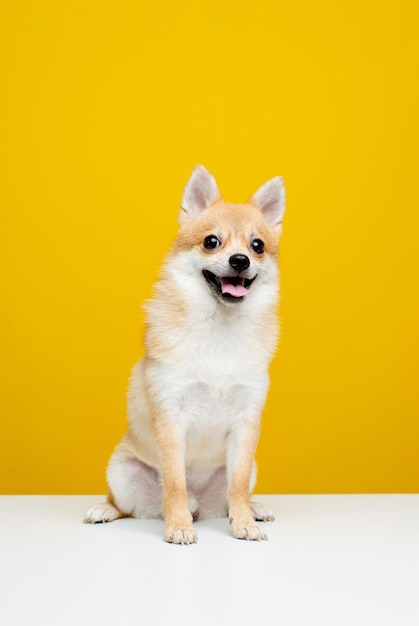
179 165 221 224
250 176 286 235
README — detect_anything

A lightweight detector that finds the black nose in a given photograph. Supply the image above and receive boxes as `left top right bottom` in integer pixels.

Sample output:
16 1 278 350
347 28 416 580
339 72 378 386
229 254 250 272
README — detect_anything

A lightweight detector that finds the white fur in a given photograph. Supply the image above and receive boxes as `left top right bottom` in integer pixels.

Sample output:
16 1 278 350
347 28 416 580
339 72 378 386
84 167 285 542
84 503 121 524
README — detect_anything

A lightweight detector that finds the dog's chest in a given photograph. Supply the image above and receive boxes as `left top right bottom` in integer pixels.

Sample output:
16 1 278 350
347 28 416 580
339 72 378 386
145 298 275 443
178 378 265 467
175 312 268 381
150 317 270 427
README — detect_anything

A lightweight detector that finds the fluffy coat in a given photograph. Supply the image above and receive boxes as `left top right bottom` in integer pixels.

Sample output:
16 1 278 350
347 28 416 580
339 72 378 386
84 165 286 543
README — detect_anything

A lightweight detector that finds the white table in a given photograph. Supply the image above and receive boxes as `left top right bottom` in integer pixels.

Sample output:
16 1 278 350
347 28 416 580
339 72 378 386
1 495 418 626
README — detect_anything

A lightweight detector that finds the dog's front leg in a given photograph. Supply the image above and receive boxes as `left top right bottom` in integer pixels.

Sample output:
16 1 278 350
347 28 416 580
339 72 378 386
154 416 197 545
227 418 268 541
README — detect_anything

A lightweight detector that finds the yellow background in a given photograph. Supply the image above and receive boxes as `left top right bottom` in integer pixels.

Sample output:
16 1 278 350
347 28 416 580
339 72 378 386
1 1 418 494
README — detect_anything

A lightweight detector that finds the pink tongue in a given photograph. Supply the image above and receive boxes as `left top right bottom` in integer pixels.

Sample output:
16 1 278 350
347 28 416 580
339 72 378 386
220 277 249 297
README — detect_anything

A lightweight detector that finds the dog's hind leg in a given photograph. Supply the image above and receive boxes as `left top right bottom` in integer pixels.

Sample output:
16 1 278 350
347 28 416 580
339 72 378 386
250 501 275 522
84 443 163 523
108 452 163 519
84 492 125 524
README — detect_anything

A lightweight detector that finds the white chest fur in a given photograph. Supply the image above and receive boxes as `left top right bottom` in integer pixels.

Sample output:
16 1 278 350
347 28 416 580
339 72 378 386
145 308 271 425
139 251 279 465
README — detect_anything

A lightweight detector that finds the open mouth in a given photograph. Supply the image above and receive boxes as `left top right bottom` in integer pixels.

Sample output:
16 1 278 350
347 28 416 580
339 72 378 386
203 270 256 301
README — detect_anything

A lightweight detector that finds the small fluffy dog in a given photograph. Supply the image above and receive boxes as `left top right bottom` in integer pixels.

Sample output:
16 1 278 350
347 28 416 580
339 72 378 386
85 165 285 543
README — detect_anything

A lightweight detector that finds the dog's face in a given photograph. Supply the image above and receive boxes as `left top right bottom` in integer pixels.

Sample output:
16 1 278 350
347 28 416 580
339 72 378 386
172 166 285 307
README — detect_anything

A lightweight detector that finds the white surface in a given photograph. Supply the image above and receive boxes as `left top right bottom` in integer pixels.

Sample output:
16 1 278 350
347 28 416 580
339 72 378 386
0 495 418 626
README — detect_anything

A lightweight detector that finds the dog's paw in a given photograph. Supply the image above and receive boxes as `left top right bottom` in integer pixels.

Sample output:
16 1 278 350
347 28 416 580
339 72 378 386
251 501 275 522
164 525 198 545
84 503 122 524
232 522 268 541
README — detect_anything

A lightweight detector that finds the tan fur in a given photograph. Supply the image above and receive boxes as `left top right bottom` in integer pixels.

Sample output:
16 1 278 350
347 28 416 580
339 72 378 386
84 166 285 543
227 419 262 536
173 200 278 258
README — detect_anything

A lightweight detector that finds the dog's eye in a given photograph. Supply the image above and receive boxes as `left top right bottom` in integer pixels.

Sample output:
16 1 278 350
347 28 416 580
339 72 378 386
251 238 264 254
204 235 221 250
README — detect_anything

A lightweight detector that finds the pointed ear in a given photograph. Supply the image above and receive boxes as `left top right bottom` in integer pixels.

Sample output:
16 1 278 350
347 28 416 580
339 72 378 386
249 176 286 235
179 165 221 224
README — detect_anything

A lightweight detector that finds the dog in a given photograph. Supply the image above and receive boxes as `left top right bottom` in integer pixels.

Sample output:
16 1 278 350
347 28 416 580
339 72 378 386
84 165 285 543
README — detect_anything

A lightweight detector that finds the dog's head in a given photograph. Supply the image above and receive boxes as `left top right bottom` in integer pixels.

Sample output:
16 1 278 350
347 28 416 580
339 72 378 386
172 165 285 307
